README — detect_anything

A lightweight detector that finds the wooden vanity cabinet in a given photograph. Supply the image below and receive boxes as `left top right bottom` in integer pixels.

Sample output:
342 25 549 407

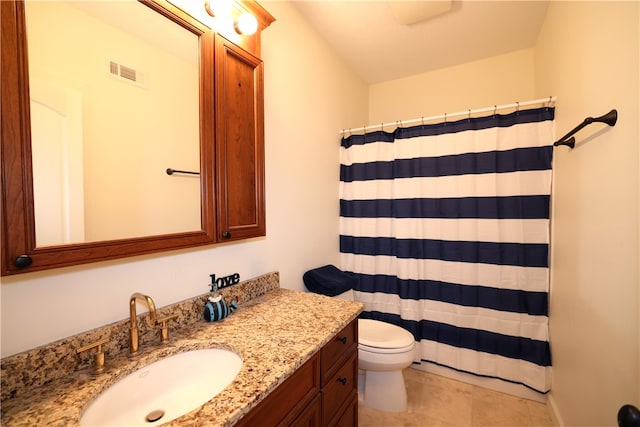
214 35 266 242
234 319 358 427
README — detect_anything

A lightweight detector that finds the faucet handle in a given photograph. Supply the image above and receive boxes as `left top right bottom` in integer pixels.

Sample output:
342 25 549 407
76 337 109 373
157 314 178 343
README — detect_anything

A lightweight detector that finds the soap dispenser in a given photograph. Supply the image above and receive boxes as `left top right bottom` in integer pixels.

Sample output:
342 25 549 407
204 280 238 322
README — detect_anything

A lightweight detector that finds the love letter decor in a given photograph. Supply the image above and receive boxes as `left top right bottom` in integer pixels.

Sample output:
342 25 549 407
209 273 240 292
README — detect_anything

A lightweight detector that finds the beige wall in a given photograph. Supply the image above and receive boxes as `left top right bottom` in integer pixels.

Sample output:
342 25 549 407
262 1 368 286
535 2 640 426
0 1 368 357
369 48 536 124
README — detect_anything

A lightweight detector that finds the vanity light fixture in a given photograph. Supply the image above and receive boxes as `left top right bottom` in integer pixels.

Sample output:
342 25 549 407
235 12 258 35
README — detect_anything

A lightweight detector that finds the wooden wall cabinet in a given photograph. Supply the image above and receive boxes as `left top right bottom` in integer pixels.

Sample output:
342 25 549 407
235 320 358 427
215 35 266 242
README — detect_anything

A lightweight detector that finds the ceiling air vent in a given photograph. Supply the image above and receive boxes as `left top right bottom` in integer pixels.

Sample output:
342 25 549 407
107 60 147 89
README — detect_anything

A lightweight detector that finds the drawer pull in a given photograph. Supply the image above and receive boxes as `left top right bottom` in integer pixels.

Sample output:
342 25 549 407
337 377 347 386
337 336 347 344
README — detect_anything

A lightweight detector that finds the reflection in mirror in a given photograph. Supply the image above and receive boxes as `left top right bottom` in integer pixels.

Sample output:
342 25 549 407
25 0 201 246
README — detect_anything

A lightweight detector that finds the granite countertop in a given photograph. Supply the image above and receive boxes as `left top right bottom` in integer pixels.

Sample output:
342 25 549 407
0 289 363 426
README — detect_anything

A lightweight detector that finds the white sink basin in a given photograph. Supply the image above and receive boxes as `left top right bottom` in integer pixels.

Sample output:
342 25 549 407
80 348 242 426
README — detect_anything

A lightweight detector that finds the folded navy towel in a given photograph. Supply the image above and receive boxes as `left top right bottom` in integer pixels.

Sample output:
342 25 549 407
303 265 356 297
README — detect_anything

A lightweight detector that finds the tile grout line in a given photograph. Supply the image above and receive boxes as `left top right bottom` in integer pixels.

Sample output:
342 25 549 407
470 384 476 427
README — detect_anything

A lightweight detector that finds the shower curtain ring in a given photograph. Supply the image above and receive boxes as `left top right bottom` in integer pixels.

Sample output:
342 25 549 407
467 109 471 121
493 105 497 116
516 101 520 114
444 113 447 125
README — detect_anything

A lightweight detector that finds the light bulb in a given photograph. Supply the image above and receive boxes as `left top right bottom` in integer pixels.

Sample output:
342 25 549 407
235 12 258 35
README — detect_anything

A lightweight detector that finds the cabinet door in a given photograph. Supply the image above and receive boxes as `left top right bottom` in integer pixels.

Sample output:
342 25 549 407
215 35 266 241
291 394 322 427
234 354 320 427
327 393 357 427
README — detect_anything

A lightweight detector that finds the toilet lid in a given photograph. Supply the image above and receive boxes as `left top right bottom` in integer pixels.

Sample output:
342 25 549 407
358 319 415 349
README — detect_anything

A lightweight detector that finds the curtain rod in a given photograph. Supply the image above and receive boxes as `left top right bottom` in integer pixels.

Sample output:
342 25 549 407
339 96 556 135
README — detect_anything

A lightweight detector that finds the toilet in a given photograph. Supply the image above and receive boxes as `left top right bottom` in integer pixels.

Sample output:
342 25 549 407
357 318 416 412
302 265 416 413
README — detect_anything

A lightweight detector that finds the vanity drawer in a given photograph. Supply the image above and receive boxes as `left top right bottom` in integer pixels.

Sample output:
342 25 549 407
321 352 357 425
235 353 320 427
320 320 357 384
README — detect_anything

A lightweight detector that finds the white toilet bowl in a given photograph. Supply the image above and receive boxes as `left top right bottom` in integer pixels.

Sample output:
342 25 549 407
310 288 416 412
357 318 416 412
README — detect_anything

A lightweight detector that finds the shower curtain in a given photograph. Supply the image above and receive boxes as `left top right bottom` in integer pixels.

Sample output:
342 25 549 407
339 106 554 394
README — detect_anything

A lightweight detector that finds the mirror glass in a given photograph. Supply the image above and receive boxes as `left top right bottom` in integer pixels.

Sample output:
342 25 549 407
25 0 201 246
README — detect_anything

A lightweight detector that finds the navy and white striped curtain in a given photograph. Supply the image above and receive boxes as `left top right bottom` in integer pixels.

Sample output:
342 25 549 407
339 107 554 394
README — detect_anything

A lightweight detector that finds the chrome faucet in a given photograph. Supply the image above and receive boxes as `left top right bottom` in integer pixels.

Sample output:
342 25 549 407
129 293 157 356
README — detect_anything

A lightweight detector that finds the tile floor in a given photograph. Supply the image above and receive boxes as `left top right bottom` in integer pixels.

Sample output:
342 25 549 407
358 368 555 427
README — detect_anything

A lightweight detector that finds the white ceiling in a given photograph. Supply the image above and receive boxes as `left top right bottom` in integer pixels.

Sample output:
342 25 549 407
291 1 550 84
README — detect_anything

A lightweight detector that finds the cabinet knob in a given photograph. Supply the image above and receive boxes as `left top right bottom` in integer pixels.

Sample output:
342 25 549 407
337 377 348 386
13 255 32 269
337 336 347 344
222 231 231 239
618 404 640 427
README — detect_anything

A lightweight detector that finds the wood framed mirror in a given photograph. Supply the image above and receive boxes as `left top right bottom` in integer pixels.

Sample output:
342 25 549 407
1 0 216 276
